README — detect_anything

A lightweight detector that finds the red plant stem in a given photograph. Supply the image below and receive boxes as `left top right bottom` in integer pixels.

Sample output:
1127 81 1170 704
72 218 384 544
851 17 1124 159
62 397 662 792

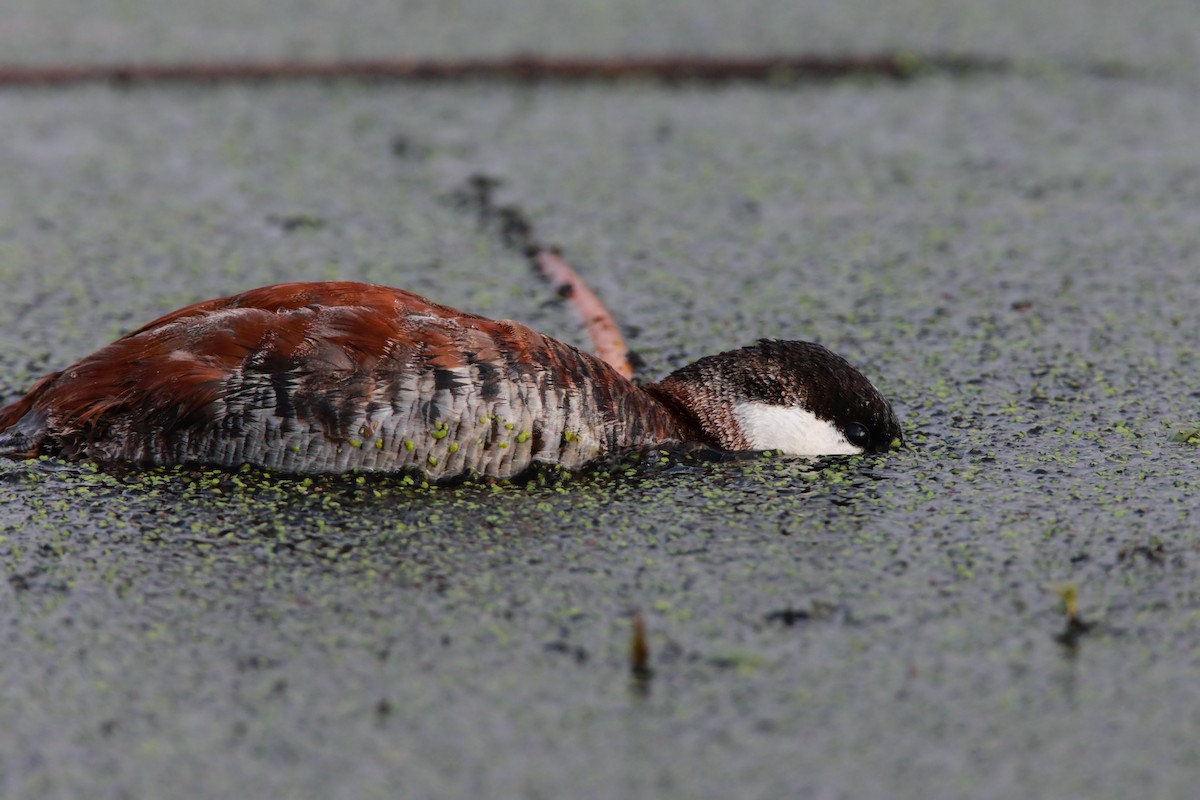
533 249 634 380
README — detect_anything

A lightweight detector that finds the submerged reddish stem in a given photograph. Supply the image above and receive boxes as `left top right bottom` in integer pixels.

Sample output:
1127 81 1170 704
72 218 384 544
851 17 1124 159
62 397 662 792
533 249 634 380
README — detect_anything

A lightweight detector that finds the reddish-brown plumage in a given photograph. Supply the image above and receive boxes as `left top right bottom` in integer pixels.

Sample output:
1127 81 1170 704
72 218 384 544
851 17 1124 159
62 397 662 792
0 281 695 477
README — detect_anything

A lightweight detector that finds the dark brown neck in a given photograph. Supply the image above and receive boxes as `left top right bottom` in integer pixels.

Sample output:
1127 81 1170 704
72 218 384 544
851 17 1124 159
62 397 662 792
641 377 742 450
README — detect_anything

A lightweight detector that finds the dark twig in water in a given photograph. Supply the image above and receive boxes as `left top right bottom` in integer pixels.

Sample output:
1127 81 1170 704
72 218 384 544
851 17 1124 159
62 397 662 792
630 610 653 688
0 54 1019 89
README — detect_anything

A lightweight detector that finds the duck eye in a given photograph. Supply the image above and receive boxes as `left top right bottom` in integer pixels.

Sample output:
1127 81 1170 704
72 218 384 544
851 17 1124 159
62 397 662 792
844 422 871 449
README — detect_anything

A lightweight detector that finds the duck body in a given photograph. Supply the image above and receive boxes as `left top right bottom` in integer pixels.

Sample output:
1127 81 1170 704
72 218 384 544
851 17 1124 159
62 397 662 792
0 281 901 479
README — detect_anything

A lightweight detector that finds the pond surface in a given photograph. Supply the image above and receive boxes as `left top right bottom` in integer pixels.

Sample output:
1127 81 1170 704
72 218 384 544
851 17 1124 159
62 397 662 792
1 74 1199 798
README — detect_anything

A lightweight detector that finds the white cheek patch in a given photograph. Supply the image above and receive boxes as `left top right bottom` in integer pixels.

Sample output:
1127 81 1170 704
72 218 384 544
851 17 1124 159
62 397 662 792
731 401 862 455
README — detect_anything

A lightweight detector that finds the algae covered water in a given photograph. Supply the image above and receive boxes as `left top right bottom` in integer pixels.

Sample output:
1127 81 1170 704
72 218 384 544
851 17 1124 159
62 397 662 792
2 71 1200 798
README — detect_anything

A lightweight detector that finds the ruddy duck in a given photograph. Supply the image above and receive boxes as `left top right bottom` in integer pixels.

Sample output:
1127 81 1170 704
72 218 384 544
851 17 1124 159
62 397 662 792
0 281 901 478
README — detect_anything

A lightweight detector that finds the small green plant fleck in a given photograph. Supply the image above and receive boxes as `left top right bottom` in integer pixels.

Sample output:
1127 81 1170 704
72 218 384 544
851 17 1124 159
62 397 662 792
1047 582 1096 649
1049 582 1080 620
1175 428 1200 446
